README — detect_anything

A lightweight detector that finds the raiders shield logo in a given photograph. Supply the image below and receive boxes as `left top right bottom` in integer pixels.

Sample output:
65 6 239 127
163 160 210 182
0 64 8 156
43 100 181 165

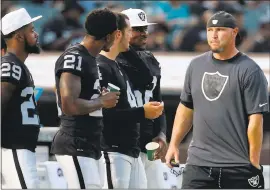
212 19 218 24
248 175 259 187
201 71 228 101
138 12 146 21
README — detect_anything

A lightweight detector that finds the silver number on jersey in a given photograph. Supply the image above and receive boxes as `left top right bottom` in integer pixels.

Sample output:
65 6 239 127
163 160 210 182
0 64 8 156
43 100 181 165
63 55 82 71
89 79 103 117
1 63 22 80
21 87 40 125
126 80 137 108
135 76 157 106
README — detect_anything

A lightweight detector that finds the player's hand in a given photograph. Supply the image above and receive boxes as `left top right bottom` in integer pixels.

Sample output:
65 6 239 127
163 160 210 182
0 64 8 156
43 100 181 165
101 87 109 94
100 90 120 108
143 101 164 119
165 144 180 168
153 136 167 162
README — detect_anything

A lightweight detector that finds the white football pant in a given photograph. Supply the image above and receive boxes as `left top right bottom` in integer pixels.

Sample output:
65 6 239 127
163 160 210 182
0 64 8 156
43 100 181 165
55 155 104 189
103 152 147 189
140 152 166 188
1 148 39 189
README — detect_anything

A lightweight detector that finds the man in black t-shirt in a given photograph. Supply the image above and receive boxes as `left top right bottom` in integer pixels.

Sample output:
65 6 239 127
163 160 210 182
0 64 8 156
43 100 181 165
97 13 163 189
50 8 120 189
166 11 269 189
1 8 42 189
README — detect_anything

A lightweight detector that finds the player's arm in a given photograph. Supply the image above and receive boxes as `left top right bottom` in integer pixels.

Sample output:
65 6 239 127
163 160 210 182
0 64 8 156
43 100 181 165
170 103 193 147
1 82 16 116
244 69 269 169
166 62 194 167
60 73 119 116
58 54 119 116
169 61 194 147
1 61 21 116
99 61 162 122
247 114 263 169
59 72 103 115
165 103 193 167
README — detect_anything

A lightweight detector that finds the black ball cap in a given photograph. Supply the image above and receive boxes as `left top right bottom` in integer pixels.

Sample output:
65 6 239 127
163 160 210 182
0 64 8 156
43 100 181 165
207 11 237 29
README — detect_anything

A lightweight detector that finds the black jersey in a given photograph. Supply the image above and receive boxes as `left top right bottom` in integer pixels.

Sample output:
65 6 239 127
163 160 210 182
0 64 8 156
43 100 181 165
97 54 145 158
1 52 40 152
117 47 167 152
51 44 103 159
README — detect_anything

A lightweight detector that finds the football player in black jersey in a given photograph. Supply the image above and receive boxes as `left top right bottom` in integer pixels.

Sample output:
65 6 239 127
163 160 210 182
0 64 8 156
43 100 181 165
50 8 120 189
1 8 42 189
97 12 164 189
118 9 168 188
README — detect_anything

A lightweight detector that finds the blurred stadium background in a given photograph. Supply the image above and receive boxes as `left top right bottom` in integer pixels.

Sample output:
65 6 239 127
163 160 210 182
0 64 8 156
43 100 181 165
1 0 270 188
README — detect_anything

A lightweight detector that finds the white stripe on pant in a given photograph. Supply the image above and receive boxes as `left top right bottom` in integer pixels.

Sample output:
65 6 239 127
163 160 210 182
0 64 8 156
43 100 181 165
103 152 147 189
1 148 39 189
55 155 104 189
140 152 166 188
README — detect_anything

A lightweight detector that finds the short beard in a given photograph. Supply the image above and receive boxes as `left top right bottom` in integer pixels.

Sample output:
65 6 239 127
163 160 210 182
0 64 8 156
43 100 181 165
211 47 224 53
102 47 110 52
24 39 40 54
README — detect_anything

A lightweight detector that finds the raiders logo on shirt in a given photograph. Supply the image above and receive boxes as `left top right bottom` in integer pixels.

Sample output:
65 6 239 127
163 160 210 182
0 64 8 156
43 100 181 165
201 71 228 101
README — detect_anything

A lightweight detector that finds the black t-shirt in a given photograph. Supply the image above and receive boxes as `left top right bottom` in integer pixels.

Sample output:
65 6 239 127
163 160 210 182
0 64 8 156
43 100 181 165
51 44 103 159
117 47 167 152
1 52 40 152
97 54 145 158
181 51 269 167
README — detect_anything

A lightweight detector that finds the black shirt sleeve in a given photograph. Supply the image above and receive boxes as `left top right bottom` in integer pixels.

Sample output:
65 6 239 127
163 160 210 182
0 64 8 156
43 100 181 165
180 62 193 103
243 69 269 114
55 53 85 78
